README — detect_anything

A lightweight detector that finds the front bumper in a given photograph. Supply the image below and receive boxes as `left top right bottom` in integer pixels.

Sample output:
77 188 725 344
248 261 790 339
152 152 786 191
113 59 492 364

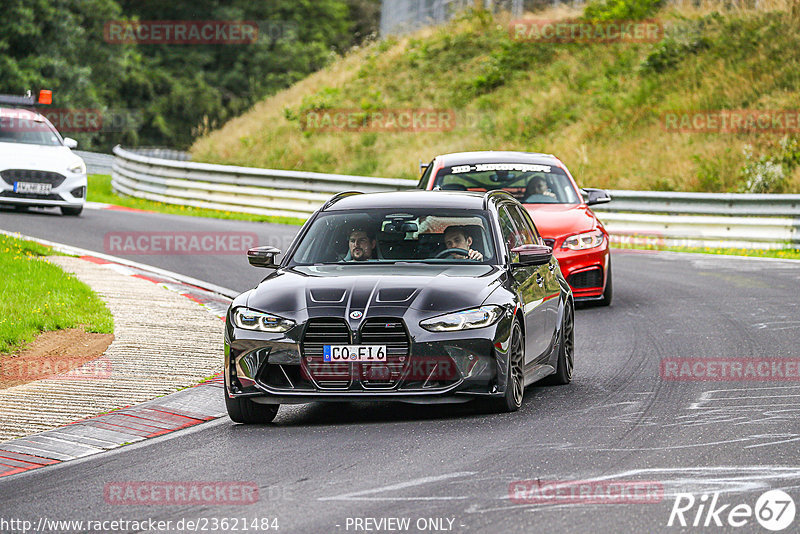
553 238 610 300
224 309 514 404
0 170 86 209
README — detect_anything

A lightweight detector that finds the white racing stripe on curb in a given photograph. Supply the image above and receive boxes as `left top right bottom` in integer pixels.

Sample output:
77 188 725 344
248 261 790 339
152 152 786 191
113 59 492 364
0 229 238 298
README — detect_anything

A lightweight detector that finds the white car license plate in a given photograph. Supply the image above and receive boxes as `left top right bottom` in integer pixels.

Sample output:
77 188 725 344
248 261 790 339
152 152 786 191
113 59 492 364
14 182 52 194
323 345 387 362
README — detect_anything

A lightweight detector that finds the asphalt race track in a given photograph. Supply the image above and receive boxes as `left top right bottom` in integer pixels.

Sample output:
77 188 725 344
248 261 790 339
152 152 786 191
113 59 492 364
0 205 298 293
2 206 800 533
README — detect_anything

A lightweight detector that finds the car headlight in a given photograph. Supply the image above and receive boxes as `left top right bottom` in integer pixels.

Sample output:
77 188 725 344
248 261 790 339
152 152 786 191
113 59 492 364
420 305 503 332
232 308 294 332
68 161 86 174
562 229 604 250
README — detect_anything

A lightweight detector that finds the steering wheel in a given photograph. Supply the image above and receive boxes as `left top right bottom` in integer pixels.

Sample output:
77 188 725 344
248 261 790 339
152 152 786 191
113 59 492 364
435 247 471 259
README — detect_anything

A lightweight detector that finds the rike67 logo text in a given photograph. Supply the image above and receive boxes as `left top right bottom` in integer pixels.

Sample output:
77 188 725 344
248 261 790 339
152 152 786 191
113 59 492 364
668 490 795 531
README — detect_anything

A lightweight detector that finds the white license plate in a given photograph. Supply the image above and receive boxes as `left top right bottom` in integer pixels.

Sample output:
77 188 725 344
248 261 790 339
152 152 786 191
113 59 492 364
14 182 52 194
323 345 387 362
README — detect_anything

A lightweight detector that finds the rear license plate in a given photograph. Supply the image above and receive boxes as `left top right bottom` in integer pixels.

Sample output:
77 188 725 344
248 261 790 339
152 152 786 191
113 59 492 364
14 182 52 194
323 345 387 362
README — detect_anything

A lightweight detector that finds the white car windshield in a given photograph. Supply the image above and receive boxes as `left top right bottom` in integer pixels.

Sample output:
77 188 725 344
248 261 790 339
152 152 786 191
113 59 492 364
0 112 62 146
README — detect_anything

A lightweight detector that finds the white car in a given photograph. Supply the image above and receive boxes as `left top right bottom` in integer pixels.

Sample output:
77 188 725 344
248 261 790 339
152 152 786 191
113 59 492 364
0 99 87 216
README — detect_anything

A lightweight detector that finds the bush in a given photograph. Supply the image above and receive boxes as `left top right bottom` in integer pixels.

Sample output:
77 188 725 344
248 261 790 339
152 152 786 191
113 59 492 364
739 145 786 193
738 137 800 193
584 0 665 21
641 20 711 73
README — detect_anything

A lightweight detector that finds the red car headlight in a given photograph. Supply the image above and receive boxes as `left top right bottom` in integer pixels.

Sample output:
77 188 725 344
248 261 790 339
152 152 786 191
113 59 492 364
562 229 604 251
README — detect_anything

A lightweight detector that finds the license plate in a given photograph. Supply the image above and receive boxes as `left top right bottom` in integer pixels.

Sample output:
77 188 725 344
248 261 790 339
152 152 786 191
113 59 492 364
14 182 51 194
323 345 387 362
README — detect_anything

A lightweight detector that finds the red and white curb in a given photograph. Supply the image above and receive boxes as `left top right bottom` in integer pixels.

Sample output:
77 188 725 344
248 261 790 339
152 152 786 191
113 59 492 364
0 233 235 479
0 377 226 478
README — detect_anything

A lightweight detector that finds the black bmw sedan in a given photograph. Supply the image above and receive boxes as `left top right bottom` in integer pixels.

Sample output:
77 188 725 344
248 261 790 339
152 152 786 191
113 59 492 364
224 190 574 423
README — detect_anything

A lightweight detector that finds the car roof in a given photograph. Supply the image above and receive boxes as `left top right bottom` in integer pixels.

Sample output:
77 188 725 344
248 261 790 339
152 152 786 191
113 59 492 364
435 151 561 166
325 190 500 211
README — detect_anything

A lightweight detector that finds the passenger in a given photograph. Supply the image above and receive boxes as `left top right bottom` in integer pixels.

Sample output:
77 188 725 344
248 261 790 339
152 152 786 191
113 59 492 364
443 225 483 261
348 227 376 261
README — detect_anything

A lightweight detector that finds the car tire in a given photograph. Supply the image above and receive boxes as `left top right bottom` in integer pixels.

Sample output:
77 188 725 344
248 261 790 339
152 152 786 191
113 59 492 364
489 319 525 413
225 391 279 424
543 301 574 386
597 263 612 306
60 206 83 216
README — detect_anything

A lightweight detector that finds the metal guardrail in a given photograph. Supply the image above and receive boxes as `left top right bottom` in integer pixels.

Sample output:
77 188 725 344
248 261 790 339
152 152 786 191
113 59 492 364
75 150 115 175
111 145 417 219
111 146 800 248
594 190 800 218
594 191 800 249
127 147 191 161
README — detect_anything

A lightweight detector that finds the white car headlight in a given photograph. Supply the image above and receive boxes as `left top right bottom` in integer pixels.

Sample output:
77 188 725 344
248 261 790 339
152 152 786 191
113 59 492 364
562 229 604 250
420 305 503 332
232 308 294 332
68 160 86 174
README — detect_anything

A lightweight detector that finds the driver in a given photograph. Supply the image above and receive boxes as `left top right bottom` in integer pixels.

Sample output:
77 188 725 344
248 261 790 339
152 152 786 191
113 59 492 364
443 226 483 261
348 227 376 261
526 176 556 199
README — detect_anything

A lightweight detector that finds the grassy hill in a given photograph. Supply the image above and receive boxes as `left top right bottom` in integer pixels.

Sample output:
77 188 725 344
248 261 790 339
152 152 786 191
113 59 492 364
191 2 800 193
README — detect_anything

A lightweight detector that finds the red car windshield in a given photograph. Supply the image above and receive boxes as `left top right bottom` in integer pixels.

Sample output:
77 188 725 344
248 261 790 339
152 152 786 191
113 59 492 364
433 163 580 204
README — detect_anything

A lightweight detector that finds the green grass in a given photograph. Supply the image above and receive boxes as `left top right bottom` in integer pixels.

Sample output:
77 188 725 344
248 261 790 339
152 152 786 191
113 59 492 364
0 234 114 353
612 242 800 260
191 5 800 193
87 175 306 226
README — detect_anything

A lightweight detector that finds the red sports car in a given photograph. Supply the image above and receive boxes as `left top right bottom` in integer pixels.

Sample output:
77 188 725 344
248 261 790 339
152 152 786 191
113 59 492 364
418 151 612 305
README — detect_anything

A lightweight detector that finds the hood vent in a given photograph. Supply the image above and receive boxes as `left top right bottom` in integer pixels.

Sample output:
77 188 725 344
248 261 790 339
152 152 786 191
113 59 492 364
376 288 416 303
309 288 346 303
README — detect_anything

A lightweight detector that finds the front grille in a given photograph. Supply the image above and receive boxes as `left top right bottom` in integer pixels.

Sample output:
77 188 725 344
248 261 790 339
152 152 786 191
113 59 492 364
359 319 410 389
0 191 62 201
568 268 603 289
1 169 66 188
299 318 412 390
301 319 352 389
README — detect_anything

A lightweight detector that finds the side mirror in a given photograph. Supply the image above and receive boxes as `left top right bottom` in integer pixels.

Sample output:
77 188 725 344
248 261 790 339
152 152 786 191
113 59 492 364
582 188 611 206
63 137 78 149
511 244 552 266
247 246 280 269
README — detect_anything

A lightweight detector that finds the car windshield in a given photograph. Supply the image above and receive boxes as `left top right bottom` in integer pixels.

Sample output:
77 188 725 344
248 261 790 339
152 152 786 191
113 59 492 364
433 162 580 204
290 208 496 265
0 112 62 146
